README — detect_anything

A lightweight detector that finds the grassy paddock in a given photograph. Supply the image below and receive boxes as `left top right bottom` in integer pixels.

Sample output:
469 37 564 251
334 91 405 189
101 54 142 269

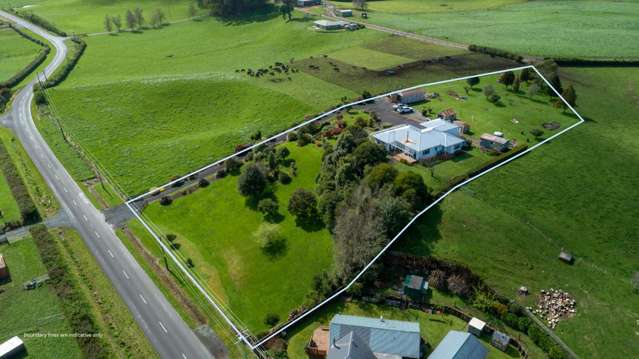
397 66 639 358
0 26 42 83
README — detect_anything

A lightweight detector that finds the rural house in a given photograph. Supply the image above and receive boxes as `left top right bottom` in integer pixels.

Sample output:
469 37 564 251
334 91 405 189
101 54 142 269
372 119 465 160
403 274 429 302
396 89 426 104
336 9 353 17
314 20 348 31
479 133 510 152
428 331 488 359
0 336 25 358
328 314 421 358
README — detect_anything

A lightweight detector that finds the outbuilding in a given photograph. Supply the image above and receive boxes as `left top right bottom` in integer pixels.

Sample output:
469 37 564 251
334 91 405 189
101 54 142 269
428 331 487 359
467 317 486 337
491 331 511 352
314 20 347 31
403 274 429 302
438 108 457 121
397 89 426 104
296 0 320 7
336 9 353 17
559 250 574 264
479 133 510 152
0 336 25 359
0 254 8 280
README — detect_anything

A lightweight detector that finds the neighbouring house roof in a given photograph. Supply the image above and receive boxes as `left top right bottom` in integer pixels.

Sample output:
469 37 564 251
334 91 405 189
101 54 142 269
329 314 421 358
0 337 24 358
468 317 486 332
491 331 510 346
310 326 330 353
373 124 464 153
480 133 509 145
428 331 488 359
439 108 456 117
420 118 460 133
328 331 376 359
314 20 348 27
404 275 427 291
399 89 425 98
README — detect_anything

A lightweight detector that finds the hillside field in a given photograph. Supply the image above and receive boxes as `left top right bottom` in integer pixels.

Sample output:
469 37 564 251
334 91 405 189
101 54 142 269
343 0 639 59
0 26 41 83
397 66 639 358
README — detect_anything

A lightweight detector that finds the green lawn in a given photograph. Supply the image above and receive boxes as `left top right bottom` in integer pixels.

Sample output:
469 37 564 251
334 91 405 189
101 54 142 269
0 26 41 83
286 300 518 358
0 237 82 358
353 0 639 59
328 46 414 70
396 67 639 358
142 142 334 333
394 73 579 193
0 171 20 227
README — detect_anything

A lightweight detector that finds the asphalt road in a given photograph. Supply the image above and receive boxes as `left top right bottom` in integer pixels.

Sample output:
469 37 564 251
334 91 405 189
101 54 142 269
0 10 214 359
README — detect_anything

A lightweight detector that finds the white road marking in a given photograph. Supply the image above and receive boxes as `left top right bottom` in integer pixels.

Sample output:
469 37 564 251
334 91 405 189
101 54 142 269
122 270 130 279
82 215 88 222
94 231 100 238
55 174 60 180
72 200 77 206
159 322 168 334
139 294 147 304
107 249 114 258
47 163 51 168
181 353 187 359
63 187 68 193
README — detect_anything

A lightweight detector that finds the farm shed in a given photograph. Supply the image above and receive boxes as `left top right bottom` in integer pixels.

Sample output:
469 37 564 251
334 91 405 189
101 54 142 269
297 0 320 7
559 250 574 264
403 274 429 302
467 317 486 336
314 20 348 31
428 331 487 359
491 331 510 352
0 254 8 280
479 133 510 152
336 9 353 17
397 89 426 104
0 336 24 358
438 108 457 121
329 314 421 358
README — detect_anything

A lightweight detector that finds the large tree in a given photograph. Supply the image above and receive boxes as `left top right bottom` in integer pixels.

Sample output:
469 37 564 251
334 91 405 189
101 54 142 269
561 84 577 107
499 71 515 88
466 77 480 88
238 162 267 197
288 188 318 220
104 15 113 33
125 9 137 30
201 0 270 17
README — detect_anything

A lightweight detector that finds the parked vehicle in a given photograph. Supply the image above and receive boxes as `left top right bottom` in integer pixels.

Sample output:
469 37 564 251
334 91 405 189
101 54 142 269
397 106 414 114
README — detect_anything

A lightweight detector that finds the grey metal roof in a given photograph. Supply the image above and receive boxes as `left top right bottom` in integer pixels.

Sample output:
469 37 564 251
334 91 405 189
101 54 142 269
329 315 421 358
373 124 464 153
328 331 376 359
491 330 510 346
428 331 487 359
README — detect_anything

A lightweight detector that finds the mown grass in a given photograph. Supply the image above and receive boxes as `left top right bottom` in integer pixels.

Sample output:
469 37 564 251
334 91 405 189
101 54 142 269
143 142 334 333
333 0 523 14
0 26 41 83
0 237 82 358
0 171 20 226
285 299 518 358
355 0 639 59
396 67 639 358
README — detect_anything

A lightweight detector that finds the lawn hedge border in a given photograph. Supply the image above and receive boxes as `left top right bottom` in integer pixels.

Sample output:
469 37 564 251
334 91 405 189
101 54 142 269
30 225 111 359
37 36 86 89
0 140 40 225
469 44 524 63
0 47 50 89
9 10 67 37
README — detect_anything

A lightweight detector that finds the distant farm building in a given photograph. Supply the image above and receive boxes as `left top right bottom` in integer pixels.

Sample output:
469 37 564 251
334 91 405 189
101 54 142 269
403 274 429 302
328 314 421 358
0 254 8 280
0 336 25 359
297 0 320 6
397 89 426 104
314 20 348 31
491 331 511 352
479 133 510 152
559 250 574 264
372 119 465 161
336 9 353 17
467 317 486 337
428 331 488 359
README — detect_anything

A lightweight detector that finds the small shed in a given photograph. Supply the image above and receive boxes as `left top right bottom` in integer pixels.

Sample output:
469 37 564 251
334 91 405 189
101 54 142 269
480 133 510 152
403 274 428 302
0 336 25 358
337 9 353 17
467 317 486 337
314 20 347 31
428 331 487 359
306 326 329 358
296 0 319 7
491 331 510 352
453 120 470 134
0 254 8 280
397 89 426 104
559 250 574 264
438 108 457 122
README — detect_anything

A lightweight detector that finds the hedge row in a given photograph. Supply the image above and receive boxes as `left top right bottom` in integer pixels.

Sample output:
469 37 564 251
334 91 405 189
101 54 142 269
38 37 86 89
30 225 111 359
8 23 48 46
553 58 639 67
11 10 67 37
0 47 50 89
0 141 40 224
469 44 524 63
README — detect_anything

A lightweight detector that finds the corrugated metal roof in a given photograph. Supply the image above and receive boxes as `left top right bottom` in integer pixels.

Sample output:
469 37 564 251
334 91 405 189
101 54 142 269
328 331 376 359
428 331 487 359
372 124 464 153
329 315 421 358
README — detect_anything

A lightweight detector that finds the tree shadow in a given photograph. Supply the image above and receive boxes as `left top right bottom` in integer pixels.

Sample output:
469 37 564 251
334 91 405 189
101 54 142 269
295 213 325 232
264 212 285 224
391 204 444 257
262 237 288 259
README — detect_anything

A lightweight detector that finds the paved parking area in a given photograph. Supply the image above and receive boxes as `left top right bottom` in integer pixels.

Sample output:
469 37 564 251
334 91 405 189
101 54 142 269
357 97 429 128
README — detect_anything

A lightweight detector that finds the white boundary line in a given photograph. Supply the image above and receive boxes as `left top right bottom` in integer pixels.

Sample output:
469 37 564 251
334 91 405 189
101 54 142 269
126 64 586 350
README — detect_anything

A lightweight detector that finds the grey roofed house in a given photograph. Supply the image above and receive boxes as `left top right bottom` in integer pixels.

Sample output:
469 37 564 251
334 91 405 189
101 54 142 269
314 19 348 30
398 89 426 104
328 331 377 359
428 331 488 359
372 120 465 161
329 314 421 358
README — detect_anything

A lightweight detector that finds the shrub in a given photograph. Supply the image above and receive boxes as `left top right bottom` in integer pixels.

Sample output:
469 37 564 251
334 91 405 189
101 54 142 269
447 274 472 298
238 162 267 197
186 258 195 268
166 233 177 242
288 188 317 220
530 128 544 138
258 198 279 217
224 157 242 174
264 313 280 326
487 94 501 103
297 133 312 147
198 178 210 187
159 196 172 206
287 131 298 142
278 171 292 184
428 270 447 290
254 224 286 256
